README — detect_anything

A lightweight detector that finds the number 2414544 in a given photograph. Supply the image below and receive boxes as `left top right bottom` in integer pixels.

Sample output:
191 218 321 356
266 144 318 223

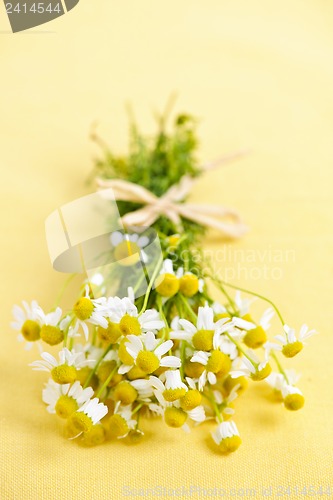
5 3 62 14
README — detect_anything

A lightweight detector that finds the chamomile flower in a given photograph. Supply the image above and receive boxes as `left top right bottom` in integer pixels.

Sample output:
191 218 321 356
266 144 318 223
155 259 180 297
42 380 93 417
11 300 43 350
170 304 232 352
241 308 274 349
176 267 204 297
265 370 304 410
281 384 305 411
191 350 232 390
107 296 164 336
73 285 108 340
120 331 180 375
30 347 91 384
68 397 108 435
211 421 241 453
231 352 272 381
110 230 149 266
37 307 64 346
108 401 137 438
150 370 188 402
275 324 317 358
234 291 255 317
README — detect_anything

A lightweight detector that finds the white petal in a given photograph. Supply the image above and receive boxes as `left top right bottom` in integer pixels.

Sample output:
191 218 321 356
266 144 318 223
160 356 181 368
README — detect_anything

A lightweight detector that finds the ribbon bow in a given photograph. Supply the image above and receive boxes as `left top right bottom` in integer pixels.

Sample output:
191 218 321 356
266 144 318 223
97 152 248 239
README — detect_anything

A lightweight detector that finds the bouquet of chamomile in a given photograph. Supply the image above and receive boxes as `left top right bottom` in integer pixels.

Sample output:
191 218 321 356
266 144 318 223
11 112 317 453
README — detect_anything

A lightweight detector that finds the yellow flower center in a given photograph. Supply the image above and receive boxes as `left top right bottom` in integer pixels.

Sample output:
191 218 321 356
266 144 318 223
282 341 303 358
163 388 187 402
155 273 180 297
164 407 187 428
108 414 129 438
136 351 160 374
97 360 117 385
113 381 138 405
114 240 141 266
73 297 94 321
55 395 78 419
284 393 305 411
241 313 254 322
214 313 231 321
218 435 242 453
97 321 122 344
51 364 77 384
207 350 231 374
179 274 199 297
222 375 248 395
184 360 205 378
243 326 267 349
118 339 134 365
168 234 180 251
69 411 93 433
76 367 98 391
192 329 214 351
119 314 141 336
82 424 106 446
127 429 144 443
126 365 148 380
21 319 40 342
40 325 64 346
180 389 202 411
251 363 272 381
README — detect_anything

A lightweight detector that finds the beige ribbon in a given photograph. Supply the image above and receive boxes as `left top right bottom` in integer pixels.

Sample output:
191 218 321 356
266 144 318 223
96 152 248 238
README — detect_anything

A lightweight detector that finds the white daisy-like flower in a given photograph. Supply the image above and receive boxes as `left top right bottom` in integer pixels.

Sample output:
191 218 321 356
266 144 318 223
30 347 91 384
211 421 241 452
275 324 317 358
11 300 43 350
73 285 109 341
150 370 188 402
107 296 164 335
129 379 154 402
159 258 176 276
234 291 256 317
110 230 150 265
170 304 232 349
119 331 180 375
230 351 271 381
190 351 222 390
176 267 204 294
266 369 300 392
76 397 108 425
108 401 137 438
42 379 93 415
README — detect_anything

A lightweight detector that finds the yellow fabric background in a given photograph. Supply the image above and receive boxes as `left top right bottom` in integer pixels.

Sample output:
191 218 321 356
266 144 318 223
1 1 333 498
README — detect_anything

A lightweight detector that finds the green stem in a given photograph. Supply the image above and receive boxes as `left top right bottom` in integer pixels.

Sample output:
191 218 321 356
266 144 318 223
83 345 113 389
225 332 258 367
96 365 118 398
271 352 289 384
205 390 223 423
218 279 286 326
138 255 163 315
178 294 197 323
132 403 143 416
205 272 237 314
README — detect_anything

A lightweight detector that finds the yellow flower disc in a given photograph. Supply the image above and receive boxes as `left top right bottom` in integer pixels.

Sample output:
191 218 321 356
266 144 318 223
180 389 202 411
40 325 64 346
113 381 138 405
73 297 94 321
114 240 141 266
118 338 134 365
207 350 231 374
164 407 187 428
222 375 248 395
284 393 305 411
184 359 205 378
21 319 40 342
155 273 180 297
82 424 106 446
97 322 122 344
55 395 78 419
119 314 141 336
218 435 242 453
179 274 199 297
163 388 187 402
214 313 231 321
243 326 267 349
51 364 77 384
69 411 93 433
108 414 129 438
167 234 180 251
251 363 272 381
192 329 214 351
97 360 117 385
126 365 148 380
282 341 303 358
136 351 160 374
